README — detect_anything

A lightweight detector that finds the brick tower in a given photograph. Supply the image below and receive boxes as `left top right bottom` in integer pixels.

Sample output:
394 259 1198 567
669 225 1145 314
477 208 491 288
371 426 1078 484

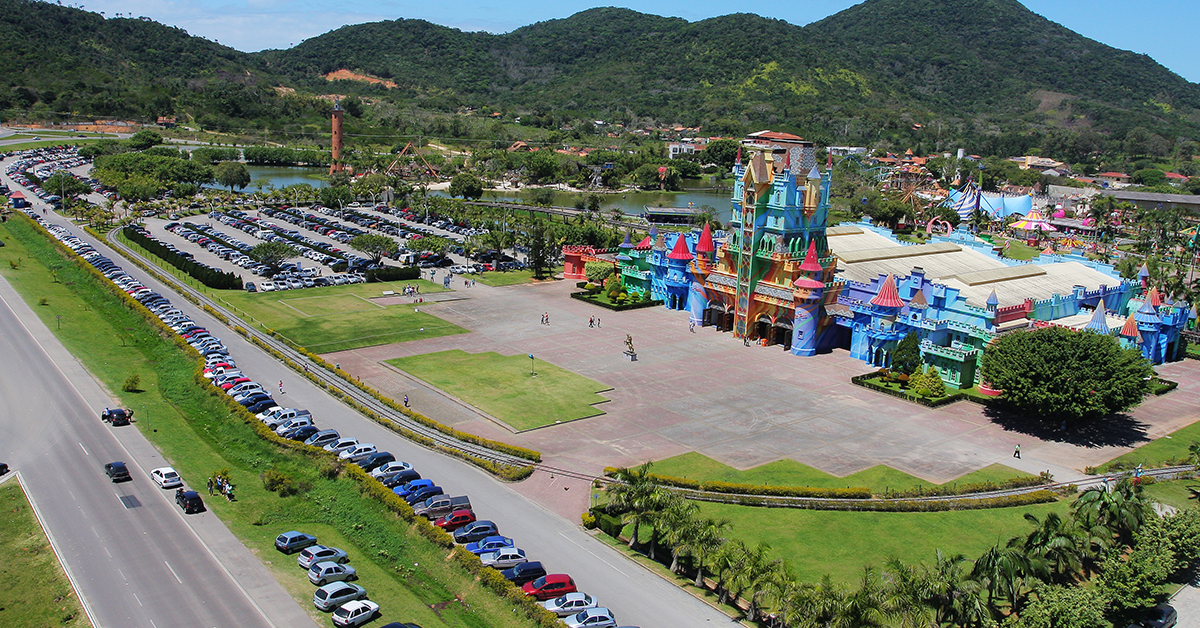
330 99 344 175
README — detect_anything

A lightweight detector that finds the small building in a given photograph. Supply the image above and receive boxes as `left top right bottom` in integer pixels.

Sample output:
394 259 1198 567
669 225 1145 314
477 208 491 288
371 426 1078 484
1095 172 1130 187
8 191 27 208
1097 189 1200 214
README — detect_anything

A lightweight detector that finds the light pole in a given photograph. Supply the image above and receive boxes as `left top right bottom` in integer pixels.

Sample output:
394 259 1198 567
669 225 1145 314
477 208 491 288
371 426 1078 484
528 353 535 377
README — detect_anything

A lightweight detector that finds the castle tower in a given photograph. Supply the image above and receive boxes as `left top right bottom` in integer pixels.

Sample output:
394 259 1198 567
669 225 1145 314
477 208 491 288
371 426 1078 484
1134 299 1162 362
330 100 345 176
693 222 715 271
664 233 694 311
791 240 825 356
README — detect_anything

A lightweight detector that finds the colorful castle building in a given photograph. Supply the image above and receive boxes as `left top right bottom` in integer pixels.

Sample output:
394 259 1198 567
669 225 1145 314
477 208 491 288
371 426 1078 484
564 149 1191 387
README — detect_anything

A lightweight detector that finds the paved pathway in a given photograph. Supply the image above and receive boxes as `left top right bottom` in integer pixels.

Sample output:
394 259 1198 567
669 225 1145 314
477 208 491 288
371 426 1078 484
327 276 1200 519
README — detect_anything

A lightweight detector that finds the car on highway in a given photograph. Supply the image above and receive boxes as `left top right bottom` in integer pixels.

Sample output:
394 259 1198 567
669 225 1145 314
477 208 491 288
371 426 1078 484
523 574 577 600
465 535 514 555
308 561 358 585
563 607 616 628
331 599 378 627
305 429 340 448
298 545 350 569
339 443 377 462
543 592 599 617
104 461 131 482
313 582 367 612
175 489 204 513
479 547 526 569
324 437 359 455
100 407 131 426
453 520 499 544
150 466 183 488
276 531 319 554
500 561 546 586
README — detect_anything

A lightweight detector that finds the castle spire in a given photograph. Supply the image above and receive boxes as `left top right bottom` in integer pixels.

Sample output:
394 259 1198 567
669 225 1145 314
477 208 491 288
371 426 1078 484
870 274 905 309
667 233 693 260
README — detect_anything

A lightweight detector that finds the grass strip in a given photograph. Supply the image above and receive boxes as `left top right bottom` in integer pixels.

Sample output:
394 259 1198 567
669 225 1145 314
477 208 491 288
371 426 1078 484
0 215 551 628
0 478 92 628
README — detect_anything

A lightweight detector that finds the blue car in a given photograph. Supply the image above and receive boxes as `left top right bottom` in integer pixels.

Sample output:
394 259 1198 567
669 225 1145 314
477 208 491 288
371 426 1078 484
465 535 514 555
404 485 442 505
393 479 434 499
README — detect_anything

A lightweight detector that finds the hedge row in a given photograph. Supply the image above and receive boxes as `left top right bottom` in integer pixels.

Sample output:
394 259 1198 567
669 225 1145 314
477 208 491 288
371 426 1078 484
603 467 872 500
885 472 1052 499
365 265 421 282
569 291 665 311
123 226 243 289
851 372 966 408
679 489 1058 512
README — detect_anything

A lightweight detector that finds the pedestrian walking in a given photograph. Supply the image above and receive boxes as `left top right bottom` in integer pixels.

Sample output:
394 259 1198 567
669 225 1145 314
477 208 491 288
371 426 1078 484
689 320 695 333
1013 444 1021 459
207 477 214 496
403 394 409 408
279 380 284 394
595 316 600 327
589 316 595 328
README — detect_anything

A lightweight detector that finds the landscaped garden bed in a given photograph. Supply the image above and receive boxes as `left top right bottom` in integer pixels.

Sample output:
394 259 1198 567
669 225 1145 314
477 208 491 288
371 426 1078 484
570 290 663 311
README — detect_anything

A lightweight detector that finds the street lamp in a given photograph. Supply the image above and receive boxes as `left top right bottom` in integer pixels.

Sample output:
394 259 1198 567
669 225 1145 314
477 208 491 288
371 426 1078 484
528 353 535 376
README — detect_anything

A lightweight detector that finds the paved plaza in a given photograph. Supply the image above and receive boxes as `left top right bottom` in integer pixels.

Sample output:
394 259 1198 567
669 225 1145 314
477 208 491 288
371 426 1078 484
329 276 1200 515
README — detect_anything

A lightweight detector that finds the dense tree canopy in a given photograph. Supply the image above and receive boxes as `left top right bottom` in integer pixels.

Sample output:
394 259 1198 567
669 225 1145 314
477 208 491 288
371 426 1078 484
980 326 1153 421
214 162 251 192
249 241 296 270
349 233 398 264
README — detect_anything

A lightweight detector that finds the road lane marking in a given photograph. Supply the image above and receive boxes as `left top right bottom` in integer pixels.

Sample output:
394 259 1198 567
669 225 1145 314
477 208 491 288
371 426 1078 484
165 560 183 584
16 472 101 628
104 546 111 558
118 568 127 582
91 526 98 538
557 531 628 575
79 442 88 456
69 491 76 501
132 592 143 607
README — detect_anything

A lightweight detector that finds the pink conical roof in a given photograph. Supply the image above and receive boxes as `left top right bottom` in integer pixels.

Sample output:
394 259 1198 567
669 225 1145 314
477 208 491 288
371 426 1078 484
667 234 693 260
870 274 905 309
635 236 652 248
1119 314 1140 338
695 223 714 253
798 240 822 273
1146 287 1162 307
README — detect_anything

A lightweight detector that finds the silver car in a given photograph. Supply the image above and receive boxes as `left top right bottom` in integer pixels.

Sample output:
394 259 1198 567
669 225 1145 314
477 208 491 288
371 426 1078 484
324 437 359 455
308 561 358 586
298 545 349 570
313 582 366 612
479 547 527 569
543 592 599 617
564 607 616 628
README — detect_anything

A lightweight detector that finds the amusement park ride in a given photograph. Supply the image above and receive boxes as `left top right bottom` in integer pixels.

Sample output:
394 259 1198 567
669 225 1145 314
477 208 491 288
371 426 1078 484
385 142 440 180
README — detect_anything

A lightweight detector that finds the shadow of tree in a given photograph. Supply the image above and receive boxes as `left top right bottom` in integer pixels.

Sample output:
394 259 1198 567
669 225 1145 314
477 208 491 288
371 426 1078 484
982 406 1151 448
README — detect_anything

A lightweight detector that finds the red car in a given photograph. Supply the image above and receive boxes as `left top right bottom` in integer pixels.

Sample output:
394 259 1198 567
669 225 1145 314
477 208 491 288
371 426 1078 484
522 574 576 600
433 509 476 531
219 377 251 390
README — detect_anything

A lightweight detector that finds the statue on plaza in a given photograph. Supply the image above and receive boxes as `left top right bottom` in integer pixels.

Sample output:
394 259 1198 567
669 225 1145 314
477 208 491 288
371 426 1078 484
625 334 635 355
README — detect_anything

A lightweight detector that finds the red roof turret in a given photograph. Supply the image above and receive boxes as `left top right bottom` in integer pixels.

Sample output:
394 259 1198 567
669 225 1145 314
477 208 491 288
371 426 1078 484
869 274 905 309
695 223 714 253
1146 287 1162 307
1119 314 1140 338
635 236 652 248
798 240 822 272
667 234 693 260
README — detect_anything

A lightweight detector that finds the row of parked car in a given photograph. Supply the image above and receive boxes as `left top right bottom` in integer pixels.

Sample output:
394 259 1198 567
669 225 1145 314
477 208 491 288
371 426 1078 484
31 212 216 515
213 210 379 270
4 145 92 206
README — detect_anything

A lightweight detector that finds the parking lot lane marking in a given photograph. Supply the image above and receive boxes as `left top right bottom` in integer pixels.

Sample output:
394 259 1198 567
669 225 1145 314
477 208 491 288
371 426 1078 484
132 592 143 607
92 526 99 538
148 620 157 628
104 546 111 558
69 490 76 501
79 442 88 456
557 531 628 575
118 568 127 582
165 560 183 584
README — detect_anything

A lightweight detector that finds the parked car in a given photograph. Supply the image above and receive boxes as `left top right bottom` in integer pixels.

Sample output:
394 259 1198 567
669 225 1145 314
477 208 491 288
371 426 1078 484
339 443 377 462
379 469 421 488
100 408 130 426
543 592 599 617
405 485 443 505
275 531 318 554
1135 603 1178 628
523 574 577 600
479 547 527 569
331 600 378 627
175 489 204 513
298 545 349 570
313 582 367 612
150 466 183 489
287 425 321 442
370 460 413 478
357 451 395 473
308 561 358 585
500 561 546 586
392 478 433 499
414 494 468 517
434 509 476 531
563 607 616 628
453 520 499 544
324 437 359 455
305 429 341 448
465 535 514 555
0 463 8 475
104 461 131 482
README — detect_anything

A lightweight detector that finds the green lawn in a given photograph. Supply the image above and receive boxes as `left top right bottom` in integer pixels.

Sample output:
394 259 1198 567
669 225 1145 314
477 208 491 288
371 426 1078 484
211 279 464 352
0 479 92 628
1101 419 1200 471
650 452 1031 494
464 266 563 287
993 237 1042 261
695 499 1069 584
0 217 541 628
1143 479 1200 511
387 350 611 430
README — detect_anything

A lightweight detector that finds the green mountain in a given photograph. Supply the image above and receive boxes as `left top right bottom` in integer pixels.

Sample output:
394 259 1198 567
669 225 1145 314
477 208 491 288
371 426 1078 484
3 0 1199 152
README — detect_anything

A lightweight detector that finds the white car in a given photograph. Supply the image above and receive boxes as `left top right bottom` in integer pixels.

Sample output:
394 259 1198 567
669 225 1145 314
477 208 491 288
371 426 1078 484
149 467 183 489
564 607 616 628
479 547 527 569
369 460 413 478
331 599 378 627
543 592 598 617
339 443 377 462
324 437 359 455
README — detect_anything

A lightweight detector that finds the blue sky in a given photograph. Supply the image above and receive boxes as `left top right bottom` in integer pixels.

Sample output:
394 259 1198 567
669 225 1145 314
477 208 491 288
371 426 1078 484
83 1 1199 82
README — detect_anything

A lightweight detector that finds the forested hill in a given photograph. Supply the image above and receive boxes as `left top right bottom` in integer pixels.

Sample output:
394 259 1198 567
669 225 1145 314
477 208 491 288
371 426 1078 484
0 0 325 128
259 0 1200 143
3 0 1199 149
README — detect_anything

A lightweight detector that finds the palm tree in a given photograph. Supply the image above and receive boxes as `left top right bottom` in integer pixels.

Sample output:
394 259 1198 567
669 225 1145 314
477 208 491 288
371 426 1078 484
711 539 748 604
641 491 683 561
834 567 891 628
605 462 662 550
685 518 729 588
882 558 935 628
972 545 1037 617
764 578 817 628
727 542 782 622
657 500 700 573
1016 511 1085 582
1072 478 1149 546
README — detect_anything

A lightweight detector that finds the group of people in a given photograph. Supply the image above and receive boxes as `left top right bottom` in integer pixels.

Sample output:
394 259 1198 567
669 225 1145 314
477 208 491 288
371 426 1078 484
207 475 235 501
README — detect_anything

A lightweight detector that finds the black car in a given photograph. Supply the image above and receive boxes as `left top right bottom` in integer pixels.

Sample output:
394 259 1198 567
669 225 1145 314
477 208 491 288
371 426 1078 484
453 520 499 544
104 461 131 482
380 469 421 488
247 399 280 415
238 392 274 407
405 485 442 505
358 452 395 473
175 489 204 514
100 408 130 426
500 561 546 586
285 425 320 441
0 462 8 475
